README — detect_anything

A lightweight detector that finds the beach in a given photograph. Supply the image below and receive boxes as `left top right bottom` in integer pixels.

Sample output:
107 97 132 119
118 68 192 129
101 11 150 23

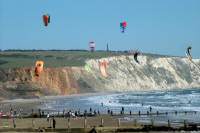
0 90 200 132
0 94 136 132
0 93 101 113
0 114 133 128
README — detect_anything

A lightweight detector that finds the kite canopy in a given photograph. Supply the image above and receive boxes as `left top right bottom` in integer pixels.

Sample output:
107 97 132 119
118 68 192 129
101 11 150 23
186 46 192 61
100 61 108 77
34 61 44 78
120 22 127 33
85 62 90 72
134 50 141 63
89 41 95 52
43 14 50 26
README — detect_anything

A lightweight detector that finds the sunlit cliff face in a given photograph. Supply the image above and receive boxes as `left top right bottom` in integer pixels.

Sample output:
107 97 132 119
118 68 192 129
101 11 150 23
1 55 200 100
73 55 200 92
0 67 81 100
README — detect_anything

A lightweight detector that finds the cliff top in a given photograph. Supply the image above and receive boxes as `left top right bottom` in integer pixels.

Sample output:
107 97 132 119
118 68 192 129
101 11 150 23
0 50 179 68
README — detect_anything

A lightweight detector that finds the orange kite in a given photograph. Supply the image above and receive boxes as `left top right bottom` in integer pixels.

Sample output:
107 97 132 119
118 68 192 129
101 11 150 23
100 61 108 77
34 61 44 78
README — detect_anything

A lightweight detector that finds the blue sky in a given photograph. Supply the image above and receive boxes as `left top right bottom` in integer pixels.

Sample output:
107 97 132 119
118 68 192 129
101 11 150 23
0 0 200 58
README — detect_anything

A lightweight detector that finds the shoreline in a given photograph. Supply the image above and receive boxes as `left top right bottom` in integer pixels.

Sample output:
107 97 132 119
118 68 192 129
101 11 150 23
0 92 105 103
0 88 199 103
1 89 200 114
0 92 107 113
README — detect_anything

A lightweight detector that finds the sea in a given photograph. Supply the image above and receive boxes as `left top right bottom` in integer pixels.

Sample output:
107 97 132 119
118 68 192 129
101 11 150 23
39 89 200 126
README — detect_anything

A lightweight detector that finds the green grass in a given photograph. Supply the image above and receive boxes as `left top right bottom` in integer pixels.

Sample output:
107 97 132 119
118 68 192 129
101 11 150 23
0 50 133 68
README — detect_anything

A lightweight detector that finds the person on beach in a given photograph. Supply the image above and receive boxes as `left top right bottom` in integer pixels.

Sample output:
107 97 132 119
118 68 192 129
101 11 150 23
107 108 110 114
19 109 22 116
78 109 81 115
75 111 78 120
90 108 92 114
69 110 72 118
42 111 44 117
84 110 87 119
53 116 56 128
38 109 41 117
0 110 2 116
63 109 65 116
47 112 50 122
64 111 66 118
14 110 16 117
63 109 66 118
40 112 42 118
67 111 70 119
10 108 13 114
72 112 75 119
94 110 96 116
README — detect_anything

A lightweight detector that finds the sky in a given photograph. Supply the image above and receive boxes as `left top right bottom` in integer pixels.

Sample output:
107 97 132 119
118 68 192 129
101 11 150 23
0 0 200 58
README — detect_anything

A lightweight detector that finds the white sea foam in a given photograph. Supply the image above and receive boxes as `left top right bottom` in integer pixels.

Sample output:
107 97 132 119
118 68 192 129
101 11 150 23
40 89 200 115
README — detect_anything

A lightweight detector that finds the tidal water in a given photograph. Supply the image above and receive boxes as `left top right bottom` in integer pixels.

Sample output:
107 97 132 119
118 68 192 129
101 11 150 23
39 89 200 126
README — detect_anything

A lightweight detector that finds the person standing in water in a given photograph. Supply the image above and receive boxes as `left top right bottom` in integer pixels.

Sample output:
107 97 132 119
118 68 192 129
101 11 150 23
122 106 124 114
84 110 87 119
150 107 152 113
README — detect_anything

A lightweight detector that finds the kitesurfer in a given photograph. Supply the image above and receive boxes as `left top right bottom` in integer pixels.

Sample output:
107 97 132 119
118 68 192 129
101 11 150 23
122 106 124 114
150 107 152 113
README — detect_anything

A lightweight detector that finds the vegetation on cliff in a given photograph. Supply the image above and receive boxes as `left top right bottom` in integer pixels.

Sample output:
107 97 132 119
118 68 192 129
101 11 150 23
0 50 135 68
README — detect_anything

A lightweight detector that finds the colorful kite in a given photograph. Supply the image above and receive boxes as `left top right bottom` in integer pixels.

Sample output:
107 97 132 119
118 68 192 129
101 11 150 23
134 50 141 63
43 14 50 26
34 61 44 78
120 22 127 33
85 62 90 72
186 46 192 61
100 61 108 77
89 41 95 52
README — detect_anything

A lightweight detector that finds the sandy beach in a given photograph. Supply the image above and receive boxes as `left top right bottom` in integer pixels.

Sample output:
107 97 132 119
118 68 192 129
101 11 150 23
0 93 200 132
0 94 133 130
0 93 103 113
0 94 135 130
0 114 133 128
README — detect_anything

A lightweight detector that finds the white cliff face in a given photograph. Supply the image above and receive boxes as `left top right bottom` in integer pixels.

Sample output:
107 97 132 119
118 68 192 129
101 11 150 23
73 55 200 92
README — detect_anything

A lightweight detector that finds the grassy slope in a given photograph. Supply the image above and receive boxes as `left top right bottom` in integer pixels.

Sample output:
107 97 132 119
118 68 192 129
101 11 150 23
0 50 136 68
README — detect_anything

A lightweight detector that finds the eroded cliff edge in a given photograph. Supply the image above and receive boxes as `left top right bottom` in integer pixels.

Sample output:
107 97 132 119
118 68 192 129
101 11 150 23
1 55 200 100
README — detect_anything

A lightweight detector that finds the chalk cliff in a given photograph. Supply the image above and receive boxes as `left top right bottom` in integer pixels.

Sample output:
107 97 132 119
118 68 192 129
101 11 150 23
1 55 200 100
